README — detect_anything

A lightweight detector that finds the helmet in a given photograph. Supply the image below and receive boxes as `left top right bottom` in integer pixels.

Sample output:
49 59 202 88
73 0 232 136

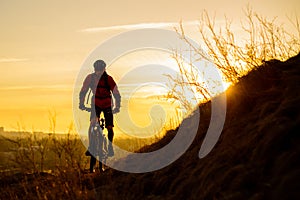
93 60 106 70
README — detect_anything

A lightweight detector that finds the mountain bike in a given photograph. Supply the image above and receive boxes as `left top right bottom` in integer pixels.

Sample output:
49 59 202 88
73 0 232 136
83 107 108 173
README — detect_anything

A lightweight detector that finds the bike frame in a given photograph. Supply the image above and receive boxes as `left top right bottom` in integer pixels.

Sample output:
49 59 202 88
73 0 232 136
84 107 108 172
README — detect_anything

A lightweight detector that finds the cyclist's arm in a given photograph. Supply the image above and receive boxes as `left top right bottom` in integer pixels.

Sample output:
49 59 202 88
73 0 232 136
79 74 92 108
108 76 121 109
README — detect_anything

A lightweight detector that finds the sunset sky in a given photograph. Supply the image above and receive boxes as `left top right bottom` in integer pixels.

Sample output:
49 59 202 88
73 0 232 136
0 0 299 133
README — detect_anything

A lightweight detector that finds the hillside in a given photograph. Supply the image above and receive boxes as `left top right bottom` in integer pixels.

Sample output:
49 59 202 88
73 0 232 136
92 53 300 199
1 54 299 200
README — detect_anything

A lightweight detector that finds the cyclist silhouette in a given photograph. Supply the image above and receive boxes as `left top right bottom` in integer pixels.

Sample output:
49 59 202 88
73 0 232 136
79 60 121 158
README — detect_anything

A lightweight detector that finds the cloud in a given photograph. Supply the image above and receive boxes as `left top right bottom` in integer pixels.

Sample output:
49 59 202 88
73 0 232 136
0 84 72 91
79 21 199 33
0 58 29 63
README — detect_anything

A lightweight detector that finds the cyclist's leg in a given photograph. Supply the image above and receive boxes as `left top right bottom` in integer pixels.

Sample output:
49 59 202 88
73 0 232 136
90 155 96 173
103 107 114 141
91 104 101 124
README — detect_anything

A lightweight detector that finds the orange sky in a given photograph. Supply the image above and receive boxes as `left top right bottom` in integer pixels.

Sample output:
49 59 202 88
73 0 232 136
0 0 299 133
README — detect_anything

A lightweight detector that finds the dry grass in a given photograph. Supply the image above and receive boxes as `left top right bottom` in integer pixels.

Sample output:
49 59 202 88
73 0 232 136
166 7 299 111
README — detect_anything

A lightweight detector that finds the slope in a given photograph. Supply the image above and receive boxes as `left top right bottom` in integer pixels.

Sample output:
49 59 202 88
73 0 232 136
91 53 300 199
